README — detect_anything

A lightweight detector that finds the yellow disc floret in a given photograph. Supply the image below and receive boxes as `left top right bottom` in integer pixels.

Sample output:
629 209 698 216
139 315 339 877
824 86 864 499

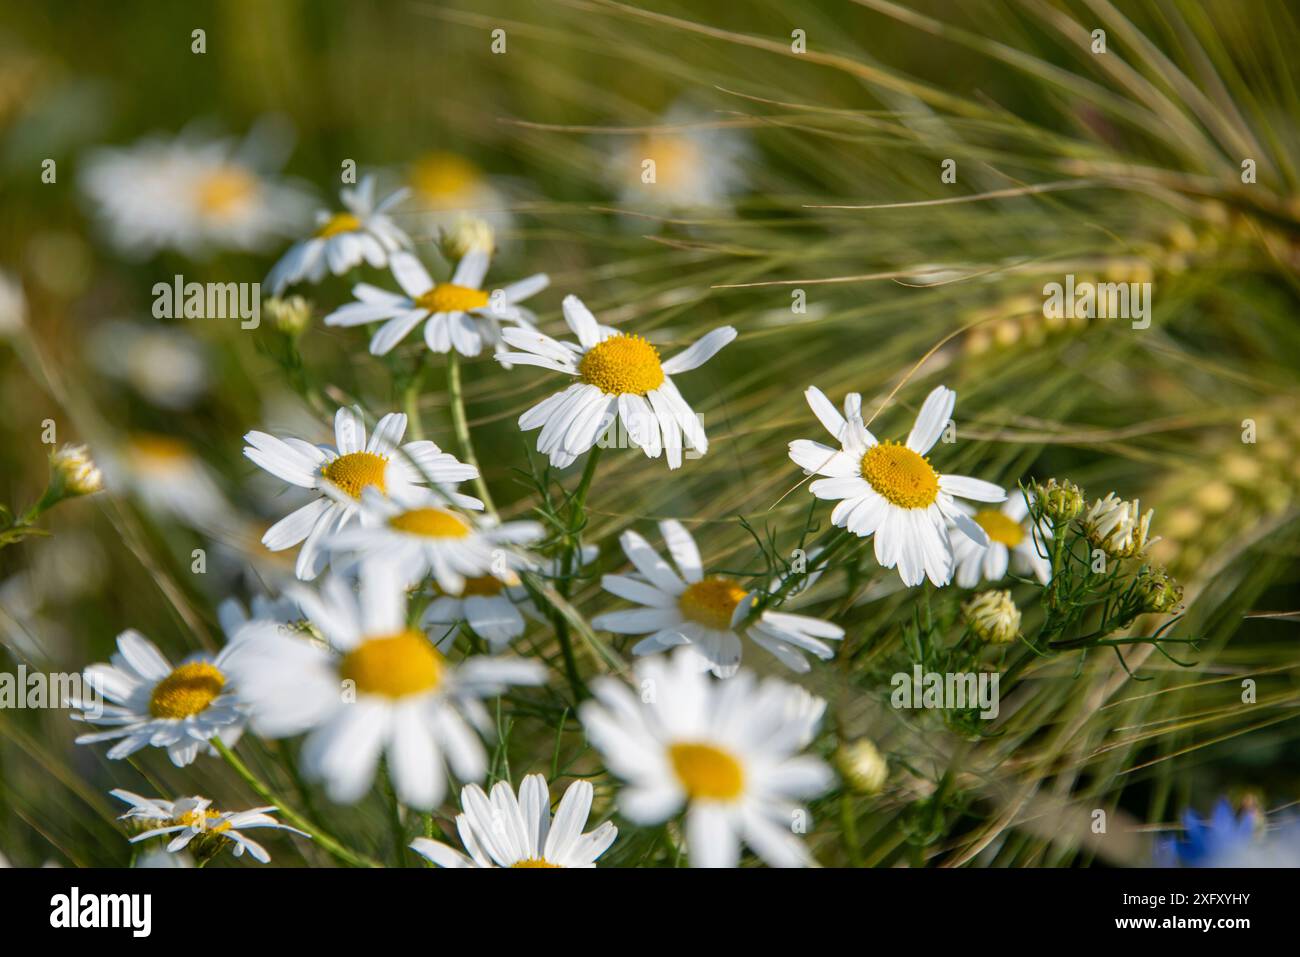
321 451 388 499
578 334 665 396
196 167 257 217
414 283 491 313
339 630 445 699
314 212 361 238
860 441 940 509
973 509 1024 547
388 507 472 538
148 662 226 719
677 577 748 631
511 858 561 868
669 742 745 801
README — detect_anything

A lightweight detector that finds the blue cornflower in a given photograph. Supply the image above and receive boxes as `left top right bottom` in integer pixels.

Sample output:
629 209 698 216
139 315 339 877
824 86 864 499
1154 798 1258 867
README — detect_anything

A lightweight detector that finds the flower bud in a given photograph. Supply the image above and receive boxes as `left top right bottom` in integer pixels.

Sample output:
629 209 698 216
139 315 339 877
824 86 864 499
439 216 495 261
1135 567 1183 614
263 295 312 336
1082 493 1158 559
835 738 888 795
50 444 103 496
962 589 1021 644
1033 477 1085 523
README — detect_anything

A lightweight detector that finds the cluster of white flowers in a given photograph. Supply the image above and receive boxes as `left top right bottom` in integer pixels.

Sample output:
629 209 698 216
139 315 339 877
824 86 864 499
72 131 1166 871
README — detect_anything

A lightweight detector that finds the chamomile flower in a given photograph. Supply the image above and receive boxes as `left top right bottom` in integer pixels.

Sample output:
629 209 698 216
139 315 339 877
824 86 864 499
323 248 548 357
224 562 546 809
1082 493 1159 559
111 790 307 864
265 175 412 295
71 630 245 767
243 406 481 580
580 649 834 867
593 520 843 676
497 295 736 468
409 775 618 868
789 385 1006 587
325 487 542 595
81 126 311 258
949 494 1051 588
610 102 751 213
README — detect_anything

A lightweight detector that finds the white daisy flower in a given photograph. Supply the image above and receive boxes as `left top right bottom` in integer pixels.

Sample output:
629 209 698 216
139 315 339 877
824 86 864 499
409 774 618 868
950 494 1051 588
71 630 245 767
265 175 412 295
325 487 542 596
80 127 311 258
243 406 482 580
610 102 751 213
111 790 307 864
323 248 548 357
789 385 1007 587
593 520 843 676
497 295 735 469
224 562 546 809
580 649 834 868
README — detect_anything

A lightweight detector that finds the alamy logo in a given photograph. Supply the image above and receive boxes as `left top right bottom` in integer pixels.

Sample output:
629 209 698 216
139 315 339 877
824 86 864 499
890 665 1000 719
153 274 260 329
49 887 151 937
1042 273 1151 329
0 667 102 717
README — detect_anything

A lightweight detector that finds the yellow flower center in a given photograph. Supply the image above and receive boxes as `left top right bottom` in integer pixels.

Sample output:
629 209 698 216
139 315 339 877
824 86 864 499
639 135 700 187
677 577 748 631
195 167 257 216
314 212 361 238
178 808 230 832
148 662 226 719
414 283 491 313
128 433 192 474
388 507 472 538
460 575 508 596
578 334 665 396
321 451 388 499
410 152 482 202
860 441 940 509
669 742 745 801
973 509 1024 547
339 630 445 699
511 858 561 868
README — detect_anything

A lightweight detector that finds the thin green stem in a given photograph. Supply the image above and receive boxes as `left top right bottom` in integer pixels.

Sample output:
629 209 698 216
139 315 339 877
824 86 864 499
214 739 382 868
447 351 496 516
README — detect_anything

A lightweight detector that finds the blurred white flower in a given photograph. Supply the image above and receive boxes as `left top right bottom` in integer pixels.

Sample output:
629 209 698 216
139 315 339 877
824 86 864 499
81 123 312 258
609 103 751 214
224 562 545 809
